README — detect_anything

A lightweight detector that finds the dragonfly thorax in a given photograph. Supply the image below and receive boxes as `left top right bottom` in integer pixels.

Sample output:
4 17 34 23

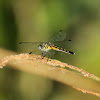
38 42 52 52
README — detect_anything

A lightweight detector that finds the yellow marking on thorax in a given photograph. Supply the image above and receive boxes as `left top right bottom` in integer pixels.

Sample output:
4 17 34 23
47 46 52 50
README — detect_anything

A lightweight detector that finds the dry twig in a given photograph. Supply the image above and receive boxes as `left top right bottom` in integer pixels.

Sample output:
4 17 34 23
0 49 100 97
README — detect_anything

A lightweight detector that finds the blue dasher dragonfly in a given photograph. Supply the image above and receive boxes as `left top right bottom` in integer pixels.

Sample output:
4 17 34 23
19 30 75 58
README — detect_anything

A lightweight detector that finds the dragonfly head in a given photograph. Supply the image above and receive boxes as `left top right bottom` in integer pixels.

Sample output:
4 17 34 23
38 44 43 50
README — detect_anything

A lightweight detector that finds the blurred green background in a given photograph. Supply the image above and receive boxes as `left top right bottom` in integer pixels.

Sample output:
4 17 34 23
0 0 100 100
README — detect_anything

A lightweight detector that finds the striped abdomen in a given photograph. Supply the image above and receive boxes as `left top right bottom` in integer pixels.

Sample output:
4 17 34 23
51 46 75 55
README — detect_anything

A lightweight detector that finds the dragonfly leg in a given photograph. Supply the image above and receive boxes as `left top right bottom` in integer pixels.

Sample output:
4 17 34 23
47 52 52 61
42 51 47 58
47 51 52 59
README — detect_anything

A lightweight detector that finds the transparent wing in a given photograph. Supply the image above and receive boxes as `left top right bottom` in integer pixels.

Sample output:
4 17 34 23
49 30 67 43
49 30 72 48
18 42 41 53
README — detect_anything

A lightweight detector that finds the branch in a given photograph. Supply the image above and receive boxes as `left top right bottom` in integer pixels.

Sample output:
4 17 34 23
0 48 100 97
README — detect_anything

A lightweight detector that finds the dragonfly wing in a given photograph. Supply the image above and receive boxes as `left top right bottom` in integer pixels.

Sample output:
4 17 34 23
49 30 72 47
19 42 42 44
49 30 67 43
18 42 41 53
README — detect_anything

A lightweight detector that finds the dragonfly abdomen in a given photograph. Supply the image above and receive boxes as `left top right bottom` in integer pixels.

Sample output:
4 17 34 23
51 46 75 55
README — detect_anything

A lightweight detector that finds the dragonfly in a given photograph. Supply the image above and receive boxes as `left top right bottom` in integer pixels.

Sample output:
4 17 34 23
19 30 75 58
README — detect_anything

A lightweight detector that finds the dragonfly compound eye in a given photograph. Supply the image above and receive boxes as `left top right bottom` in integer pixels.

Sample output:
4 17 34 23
38 44 43 50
